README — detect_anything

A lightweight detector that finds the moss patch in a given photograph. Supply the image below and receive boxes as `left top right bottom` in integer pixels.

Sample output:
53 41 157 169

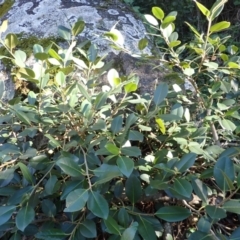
0 0 15 18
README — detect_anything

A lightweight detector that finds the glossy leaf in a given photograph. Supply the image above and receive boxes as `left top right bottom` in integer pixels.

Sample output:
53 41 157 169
117 156 134 177
174 153 197 172
121 222 138 240
87 191 109 219
111 115 123 134
0 19 8 32
155 206 191 222
153 83 168 106
125 175 142 203
213 156 235 191
210 21 230 33
172 178 192 199
65 189 88 212
16 205 35 232
144 14 158 26
0 206 16 225
195 1 210 17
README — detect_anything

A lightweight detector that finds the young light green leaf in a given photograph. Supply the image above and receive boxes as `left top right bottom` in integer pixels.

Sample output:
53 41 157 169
0 20 8 33
152 7 164 20
155 118 166 134
87 191 109 219
55 71 66 86
124 83 138 93
5 33 18 50
16 205 35 232
155 206 191 222
105 143 120 155
14 50 27 68
194 1 210 18
138 38 148 50
72 20 85 36
210 0 227 20
107 68 121 87
210 21 230 33
219 119 236 131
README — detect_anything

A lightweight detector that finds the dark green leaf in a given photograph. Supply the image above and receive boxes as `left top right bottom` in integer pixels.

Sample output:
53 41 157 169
192 178 208 204
230 227 240 240
65 189 88 212
213 157 235 191
80 219 96 238
174 153 197 172
125 113 138 129
104 216 121 235
35 229 67 239
111 115 123 134
153 83 168 105
223 200 240 214
18 163 34 184
94 92 108 110
118 208 130 228
172 178 192 199
205 205 227 220
117 156 134 177
155 206 191 222
87 44 98 62
16 205 35 232
45 175 58 195
125 175 142 204
56 157 83 177
121 147 141 157
42 199 56 217
197 217 211 233
58 25 71 40
87 191 109 219
138 218 157 240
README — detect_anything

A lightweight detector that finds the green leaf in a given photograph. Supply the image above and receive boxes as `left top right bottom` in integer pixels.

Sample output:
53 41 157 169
35 229 67 239
138 38 148 50
79 219 96 238
0 20 8 33
94 92 108 110
213 156 235 191
5 33 18 50
0 80 5 99
118 208 130 227
197 217 211 233
169 40 181 48
223 200 240 214
230 227 240 240
210 0 227 20
121 222 138 240
18 163 34 184
185 22 200 37
121 147 141 157
152 7 164 20
55 71 66 86
125 113 138 129
56 157 83 178
93 164 122 184
45 175 58 195
87 44 98 62
174 153 197 172
104 216 121 235
13 109 31 125
129 130 143 142
58 25 71 40
205 205 227 220
117 156 134 177
171 103 183 118
183 68 195 76
162 16 176 28
195 1 210 17
14 50 26 68
87 191 109 219
111 115 123 134
72 20 85 36
210 21 230 33
34 52 49 60
16 205 35 232
44 134 61 148
172 178 192 199
155 206 191 222
138 218 157 240
125 175 142 204
153 83 168 105
0 206 16 225
219 119 236 131
105 143 120 155
42 199 56 217
107 68 121 87
192 178 208 204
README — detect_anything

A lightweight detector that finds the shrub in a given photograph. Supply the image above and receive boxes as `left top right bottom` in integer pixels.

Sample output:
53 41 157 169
0 0 240 239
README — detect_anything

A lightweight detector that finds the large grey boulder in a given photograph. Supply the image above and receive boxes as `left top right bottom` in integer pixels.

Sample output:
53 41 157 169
0 0 166 101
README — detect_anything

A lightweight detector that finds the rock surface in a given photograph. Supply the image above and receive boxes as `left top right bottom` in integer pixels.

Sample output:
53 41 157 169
0 0 166 101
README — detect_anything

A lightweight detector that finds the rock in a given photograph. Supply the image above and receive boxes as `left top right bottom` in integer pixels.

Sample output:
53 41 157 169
0 1 4 5
0 0 166 101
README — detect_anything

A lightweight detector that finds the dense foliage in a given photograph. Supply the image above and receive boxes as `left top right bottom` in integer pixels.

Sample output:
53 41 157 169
0 0 240 239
